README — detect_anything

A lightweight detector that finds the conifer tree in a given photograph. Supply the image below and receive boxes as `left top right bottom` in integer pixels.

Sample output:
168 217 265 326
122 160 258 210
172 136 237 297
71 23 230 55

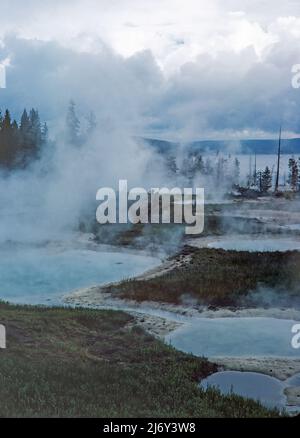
41 122 49 144
0 110 14 167
66 100 80 146
86 111 96 136
261 166 272 192
288 157 298 191
0 107 48 169
233 158 240 185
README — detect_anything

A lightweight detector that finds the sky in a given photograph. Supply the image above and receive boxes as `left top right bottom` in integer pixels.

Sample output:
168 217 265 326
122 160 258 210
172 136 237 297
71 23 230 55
1 0 300 140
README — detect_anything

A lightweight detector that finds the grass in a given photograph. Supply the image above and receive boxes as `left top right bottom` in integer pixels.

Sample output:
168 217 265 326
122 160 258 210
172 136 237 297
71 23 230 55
105 247 300 306
0 301 280 417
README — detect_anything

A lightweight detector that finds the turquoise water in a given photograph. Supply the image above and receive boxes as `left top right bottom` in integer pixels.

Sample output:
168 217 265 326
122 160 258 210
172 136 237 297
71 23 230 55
200 371 287 409
207 238 300 252
0 245 160 305
165 315 300 410
165 317 300 357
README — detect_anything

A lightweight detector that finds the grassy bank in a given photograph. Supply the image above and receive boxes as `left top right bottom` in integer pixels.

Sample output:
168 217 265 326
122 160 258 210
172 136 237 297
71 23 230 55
0 302 278 417
105 247 300 306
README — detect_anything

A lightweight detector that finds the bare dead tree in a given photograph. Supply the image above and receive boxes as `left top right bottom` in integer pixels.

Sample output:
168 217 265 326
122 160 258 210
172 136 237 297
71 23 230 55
274 125 282 193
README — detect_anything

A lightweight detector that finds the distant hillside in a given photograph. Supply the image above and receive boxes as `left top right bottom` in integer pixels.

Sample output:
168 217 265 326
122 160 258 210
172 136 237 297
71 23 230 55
142 138 178 154
143 137 300 155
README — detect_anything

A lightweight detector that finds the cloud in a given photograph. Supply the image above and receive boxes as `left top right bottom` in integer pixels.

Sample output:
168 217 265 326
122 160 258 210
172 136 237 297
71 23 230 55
0 1 300 139
150 42 300 139
0 0 299 69
1 1 300 244
0 35 163 135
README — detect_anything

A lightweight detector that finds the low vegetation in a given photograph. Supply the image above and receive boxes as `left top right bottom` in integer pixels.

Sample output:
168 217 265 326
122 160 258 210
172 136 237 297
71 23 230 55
0 302 279 417
106 247 300 306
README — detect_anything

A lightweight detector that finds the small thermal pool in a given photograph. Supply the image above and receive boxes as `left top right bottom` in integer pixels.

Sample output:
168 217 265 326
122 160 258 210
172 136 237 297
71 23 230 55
165 317 300 411
207 237 300 252
200 371 286 409
0 245 160 305
165 317 299 357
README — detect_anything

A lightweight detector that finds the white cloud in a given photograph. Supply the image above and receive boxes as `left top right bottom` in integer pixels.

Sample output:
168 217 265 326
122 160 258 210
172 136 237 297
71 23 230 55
0 0 299 71
0 1 300 139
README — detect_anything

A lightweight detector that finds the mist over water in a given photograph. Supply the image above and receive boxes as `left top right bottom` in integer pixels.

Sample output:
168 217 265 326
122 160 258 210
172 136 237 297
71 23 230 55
0 125 167 303
0 244 160 305
166 317 299 357
0 126 167 245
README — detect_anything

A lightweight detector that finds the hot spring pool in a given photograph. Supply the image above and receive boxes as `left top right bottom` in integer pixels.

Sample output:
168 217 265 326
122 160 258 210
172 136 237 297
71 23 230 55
0 245 160 305
200 371 288 409
165 317 300 357
166 316 300 410
207 237 300 252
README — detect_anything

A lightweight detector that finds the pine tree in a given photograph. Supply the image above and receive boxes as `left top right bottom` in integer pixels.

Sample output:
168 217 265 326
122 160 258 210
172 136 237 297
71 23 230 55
204 157 213 176
0 108 48 169
261 166 272 193
215 155 225 187
298 157 300 191
233 157 240 185
41 122 48 144
0 110 14 167
288 157 298 191
194 155 205 175
11 119 20 163
2 109 12 131
20 109 30 138
86 111 96 136
181 157 194 182
66 100 80 145
166 155 178 177
257 170 263 192
19 109 31 165
29 108 42 158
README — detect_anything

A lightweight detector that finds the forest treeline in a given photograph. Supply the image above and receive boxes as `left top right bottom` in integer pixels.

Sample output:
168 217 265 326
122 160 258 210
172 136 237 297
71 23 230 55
0 108 48 169
165 152 275 193
0 101 96 170
1 102 300 195
166 150 300 194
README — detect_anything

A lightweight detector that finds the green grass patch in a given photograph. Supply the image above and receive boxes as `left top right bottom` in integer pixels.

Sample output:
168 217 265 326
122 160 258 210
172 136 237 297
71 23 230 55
106 247 300 306
0 302 279 417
